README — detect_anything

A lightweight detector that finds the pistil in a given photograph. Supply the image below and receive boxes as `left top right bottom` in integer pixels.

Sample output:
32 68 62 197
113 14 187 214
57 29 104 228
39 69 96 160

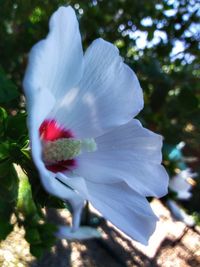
42 137 97 164
43 138 81 164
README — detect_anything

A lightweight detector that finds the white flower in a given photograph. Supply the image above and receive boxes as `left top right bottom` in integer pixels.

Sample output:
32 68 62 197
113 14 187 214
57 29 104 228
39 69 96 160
169 168 197 200
167 200 195 227
56 225 101 240
23 6 169 245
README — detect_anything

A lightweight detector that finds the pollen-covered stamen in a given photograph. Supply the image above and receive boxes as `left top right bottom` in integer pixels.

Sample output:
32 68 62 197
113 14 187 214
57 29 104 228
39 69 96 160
43 138 82 164
42 137 97 164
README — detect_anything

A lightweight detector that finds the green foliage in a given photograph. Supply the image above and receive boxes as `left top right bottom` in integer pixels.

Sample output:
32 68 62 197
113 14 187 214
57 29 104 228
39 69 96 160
0 160 18 240
0 66 19 106
0 0 199 258
17 167 38 217
16 168 57 258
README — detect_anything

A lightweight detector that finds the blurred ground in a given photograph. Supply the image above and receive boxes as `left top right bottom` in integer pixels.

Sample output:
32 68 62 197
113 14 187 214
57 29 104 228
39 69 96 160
0 199 200 267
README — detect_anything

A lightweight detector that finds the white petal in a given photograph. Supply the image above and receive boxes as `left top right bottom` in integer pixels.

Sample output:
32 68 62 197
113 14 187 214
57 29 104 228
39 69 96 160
26 88 56 133
56 172 89 199
23 6 83 103
51 38 143 138
76 120 169 197
167 200 195 227
177 191 192 200
93 119 163 162
86 181 157 245
23 6 85 231
40 171 84 230
56 226 101 240
169 173 191 195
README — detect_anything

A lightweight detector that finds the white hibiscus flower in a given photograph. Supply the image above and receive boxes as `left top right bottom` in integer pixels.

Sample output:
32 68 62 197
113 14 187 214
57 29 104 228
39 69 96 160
169 168 197 200
23 6 169 245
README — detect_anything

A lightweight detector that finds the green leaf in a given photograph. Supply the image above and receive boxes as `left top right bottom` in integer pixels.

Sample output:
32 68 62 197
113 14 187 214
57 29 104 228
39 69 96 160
21 140 31 160
179 89 199 111
38 223 57 243
0 161 18 203
0 66 19 104
0 221 13 240
0 159 11 177
30 244 44 258
147 30 154 41
25 228 41 244
0 107 7 138
0 199 13 219
6 112 27 141
17 174 36 214
0 107 7 120
0 142 9 161
17 166 38 217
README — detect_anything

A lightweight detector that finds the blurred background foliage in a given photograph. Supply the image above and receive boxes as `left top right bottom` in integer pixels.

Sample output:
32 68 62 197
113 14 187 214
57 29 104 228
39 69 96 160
0 0 199 258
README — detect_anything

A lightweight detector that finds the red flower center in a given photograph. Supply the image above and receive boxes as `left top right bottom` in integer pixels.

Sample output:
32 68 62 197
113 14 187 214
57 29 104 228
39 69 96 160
39 119 77 173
